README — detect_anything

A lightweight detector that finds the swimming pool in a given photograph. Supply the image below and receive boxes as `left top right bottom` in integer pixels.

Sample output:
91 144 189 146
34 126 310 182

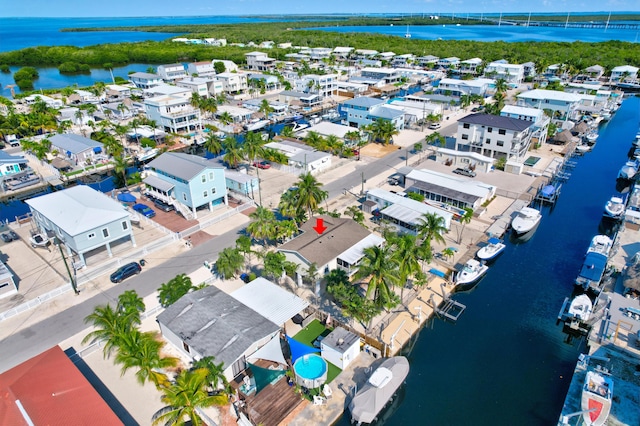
293 354 328 389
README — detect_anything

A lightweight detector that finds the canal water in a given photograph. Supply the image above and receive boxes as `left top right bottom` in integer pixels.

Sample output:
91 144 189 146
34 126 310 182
335 97 640 426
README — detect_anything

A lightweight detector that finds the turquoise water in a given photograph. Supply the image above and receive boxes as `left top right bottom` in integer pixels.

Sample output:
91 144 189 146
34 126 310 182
294 354 327 379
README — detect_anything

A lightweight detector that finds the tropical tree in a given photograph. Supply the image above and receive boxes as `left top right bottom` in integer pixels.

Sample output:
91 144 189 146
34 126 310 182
82 304 131 358
158 274 194 308
295 172 328 219
191 356 229 393
243 131 265 165
278 188 306 224
263 251 286 280
222 136 243 169
390 233 422 298
425 131 445 147
113 155 130 188
258 99 274 118
366 119 399 145
416 212 448 250
247 206 277 245
215 247 244 279
353 245 400 309
345 205 365 226
203 132 222 157
218 111 233 126
457 207 474 244
280 125 295 138
494 78 508 94
117 289 145 325
152 368 226 426
276 219 298 244
235 235 253 261
115 329 177 388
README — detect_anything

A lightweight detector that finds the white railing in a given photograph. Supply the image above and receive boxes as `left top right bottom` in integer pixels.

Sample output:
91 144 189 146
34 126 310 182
0 282 74 321
177 202 255 239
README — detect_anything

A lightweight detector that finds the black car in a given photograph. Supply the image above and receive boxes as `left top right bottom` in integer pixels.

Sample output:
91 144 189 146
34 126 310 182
1 231 19 243
110 262 142 283
453 167 477 177
154 199 174 212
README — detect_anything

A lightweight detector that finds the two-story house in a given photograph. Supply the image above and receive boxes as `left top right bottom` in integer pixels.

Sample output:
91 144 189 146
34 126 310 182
244 52 276 71
157 63 187 82
455 113 535 160
360 67 400 84
215 72 248 95
25 185 135 266
295 73 338 98
144 152 227 219
610 65 639 83
0 151 29 177
341 97 385 128
500 105 550 147
437 57 460 70
484 60 525 84
437 78 492 97
457 58 483 76
129 72 163 90
176 77 223 98
187 61 216 77
143 95 201 134
516 89 584 121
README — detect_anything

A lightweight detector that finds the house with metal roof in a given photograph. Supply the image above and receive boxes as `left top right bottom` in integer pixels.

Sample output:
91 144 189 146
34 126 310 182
0 151 29 177
48 134 104 166
156 63 187 82
278 216 385 281
144 152 227 220
341 97 386 128
455 113 535 160
610 65 639 83
0 345 123 426
224 168 259 200
156 285 281 381
0 259 17 299
264 140 332 175
432 147 495 174
516 89 585 121
143 95 202 134
25 185 135 266
129 72 162 89
365 188 453 234
484 60 525 83
437 78 493 97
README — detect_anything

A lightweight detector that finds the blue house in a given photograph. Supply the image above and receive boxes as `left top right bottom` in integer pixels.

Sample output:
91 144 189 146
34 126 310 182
0 151 29 176
341 97 385 128
224 169 259 200
144 152 227 219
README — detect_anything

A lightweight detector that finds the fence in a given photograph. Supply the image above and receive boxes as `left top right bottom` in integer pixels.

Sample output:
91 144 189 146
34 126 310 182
0 282 74 321
177 202 256 239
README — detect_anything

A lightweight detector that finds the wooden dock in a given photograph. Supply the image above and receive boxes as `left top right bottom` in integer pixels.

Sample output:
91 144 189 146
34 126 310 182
486 198 528 237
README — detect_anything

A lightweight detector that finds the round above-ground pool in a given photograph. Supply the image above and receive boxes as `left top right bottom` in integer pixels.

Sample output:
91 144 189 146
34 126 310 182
293 354 328 389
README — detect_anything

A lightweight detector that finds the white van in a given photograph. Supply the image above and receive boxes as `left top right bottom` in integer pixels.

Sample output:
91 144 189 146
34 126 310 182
6 135 20 147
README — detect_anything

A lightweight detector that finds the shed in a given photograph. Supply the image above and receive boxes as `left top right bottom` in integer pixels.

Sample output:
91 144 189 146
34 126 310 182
321 327 361 370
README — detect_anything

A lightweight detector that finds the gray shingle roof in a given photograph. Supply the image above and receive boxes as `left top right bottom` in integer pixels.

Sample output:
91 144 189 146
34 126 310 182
157 286 280 369
49 134 103 154
458 113 533 132
147 152 222 182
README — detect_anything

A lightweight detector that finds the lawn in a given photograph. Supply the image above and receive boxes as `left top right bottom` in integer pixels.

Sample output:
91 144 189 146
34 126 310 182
292 319 342 384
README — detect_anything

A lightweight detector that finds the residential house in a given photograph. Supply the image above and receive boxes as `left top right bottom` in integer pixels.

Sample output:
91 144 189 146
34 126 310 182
365 188 453 234
360 67 400 84
242 98 287 114
176 77 223 98
144 95 201 134
457 58 483 76
610 65 639 82
516 89 585 121
500 105 550 147
340 97 385 128
416 55 439 67
455 113 535 160
277 42 293 49
259 40 275 49
367 105 405 130
432 148 495 174
24 94 63 109
321 327 361 370
101 102 133 120
437 57 460 70
264 140 331 174
391 54 416 68
0 259 17 299
26 185 135 265
295 73 338 99
249 73 280 91
72 89 99 104
278 216 385 279
105 84 131 101
522 62 536 79
332 46 354 59
187 61 216 77
144 152 227 219
157 63 188 82
277 90 322 108
0 346 123 425
377 51 396 62
156 286 282 382
0 151 29 176
353 49 379 60
245 51 276 71
204 38 227 46
388 99 443 126
298 121 357 142
49 134 104 166
402 169 496 211
143 83 192 100
484 60 525 83
437 78 493 97
215 105 254 123
211 59 238 73
584 65 605 81
225 168 259 200
129 72 163 89
215 72 248 94
336 81 369 97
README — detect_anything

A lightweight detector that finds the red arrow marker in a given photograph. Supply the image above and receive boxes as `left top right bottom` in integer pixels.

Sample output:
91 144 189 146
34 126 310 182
313 218 327 235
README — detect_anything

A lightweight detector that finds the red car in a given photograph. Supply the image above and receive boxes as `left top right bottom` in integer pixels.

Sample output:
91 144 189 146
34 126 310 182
253 161 271 169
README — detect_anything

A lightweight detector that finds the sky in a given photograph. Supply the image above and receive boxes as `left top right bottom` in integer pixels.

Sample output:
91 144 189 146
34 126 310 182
2 0 639 18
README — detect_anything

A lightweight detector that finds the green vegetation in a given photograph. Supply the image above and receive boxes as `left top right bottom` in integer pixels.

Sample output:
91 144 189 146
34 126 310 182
13 67 39 90
157 273 195 307
58 62 91 74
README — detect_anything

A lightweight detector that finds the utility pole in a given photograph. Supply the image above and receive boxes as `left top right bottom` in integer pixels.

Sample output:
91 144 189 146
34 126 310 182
361 172 366 196
256 167 262 206
56 238 79 295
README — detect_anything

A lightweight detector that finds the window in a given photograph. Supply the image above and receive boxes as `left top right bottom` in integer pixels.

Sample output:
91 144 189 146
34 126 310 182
209 172 214 180
461 134 469 140
497 140 504 147
87 232 96 239
182 193 187 201
102 228 110 238
498 129 506 135
203 190 208 198
211 187 217 194
201 175 206 183
462 123 470 129
183 341 190 353
486 139 491 144
122 221 128 231
487 127 493 133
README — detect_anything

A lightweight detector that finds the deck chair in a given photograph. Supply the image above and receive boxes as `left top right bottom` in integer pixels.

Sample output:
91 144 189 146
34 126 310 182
313 395 327 406
322 384 333 399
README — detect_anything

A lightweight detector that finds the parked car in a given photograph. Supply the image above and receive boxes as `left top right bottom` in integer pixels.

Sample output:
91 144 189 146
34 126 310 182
1 231 19 243
428 122 442 130
132 203 156 218
110 262 142 283
252 161 271 169
453 167 477 177
153 199 174 212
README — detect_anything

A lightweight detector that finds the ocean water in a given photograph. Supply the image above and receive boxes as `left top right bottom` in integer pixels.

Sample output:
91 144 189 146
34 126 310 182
333 96 640 425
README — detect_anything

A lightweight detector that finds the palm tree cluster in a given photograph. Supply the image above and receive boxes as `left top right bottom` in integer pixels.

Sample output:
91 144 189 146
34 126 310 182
246 206 299 246
484 78 508 115
365 119 400 146
0 98 58 143
190 92 220 119
302 131 356 158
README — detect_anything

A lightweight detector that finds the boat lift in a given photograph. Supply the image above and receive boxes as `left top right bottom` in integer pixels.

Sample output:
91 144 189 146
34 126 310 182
427 281 466 322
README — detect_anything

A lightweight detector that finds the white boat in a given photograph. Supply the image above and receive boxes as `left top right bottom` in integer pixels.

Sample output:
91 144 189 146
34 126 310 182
511 207 542 236
581 370 613 426
567 294 593 321
576 143 591 153
137 147 159 162
455 259 489 286
244 119 270 132
476 237 506 261
617 159 639 180
404 24 411 38
29 232 51 249
584 131 598 145
349 356 409 424
291 121 310 133
586 235 613 257
603 195 626 218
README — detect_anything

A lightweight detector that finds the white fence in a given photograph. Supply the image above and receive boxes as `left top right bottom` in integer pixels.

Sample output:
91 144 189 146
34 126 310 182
177 202 255 239
0 282 74 321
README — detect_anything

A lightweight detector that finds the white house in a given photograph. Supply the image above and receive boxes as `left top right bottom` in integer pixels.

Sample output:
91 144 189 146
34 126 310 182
129 72 162 90
143 95 202 133
0 259 17 299
157 63 188 82
610 65 639 82
455 113 535 160
437 78 493 97
500 105 550 146
187 61 216 77
48 134 104 166
457 58 483 76
143 83 192 100
516 89 585 121
176 77 223 98
484 60 525 83
264 140 331 174
245 52 276 71
437 57 460 69
24 94 63 109
211 59 238 73
295 74 338 99
215 72 248 94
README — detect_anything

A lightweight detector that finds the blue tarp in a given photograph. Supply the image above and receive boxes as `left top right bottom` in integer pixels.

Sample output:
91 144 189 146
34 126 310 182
286 336 318 364
487 237 500 245
93 146 102 153
117 192 136 203
541 185 556 197
578 252 607 282
429 268 447 278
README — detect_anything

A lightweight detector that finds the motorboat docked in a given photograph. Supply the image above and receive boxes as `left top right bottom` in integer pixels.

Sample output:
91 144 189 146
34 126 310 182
349 356 409 424
575 251 608 292
321 109 340 121
617 158 639 180
511 207 542 236
455 259 489 286
291 121 310 133
136 147 159 162
581 370 613 426
576 143 591 153
567 294 593 321
584 131 598 145
476 237 506 262
587 235 613 257
603 194 626 219
244 119 270 132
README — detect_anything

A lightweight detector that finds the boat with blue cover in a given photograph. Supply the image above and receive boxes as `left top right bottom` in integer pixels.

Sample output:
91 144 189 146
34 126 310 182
476 237 506 261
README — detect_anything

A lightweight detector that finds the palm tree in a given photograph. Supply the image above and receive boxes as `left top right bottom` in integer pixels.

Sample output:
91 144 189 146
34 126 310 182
115 329 177 388
203 132 222 157
191 356 229 393
344 130 361 147
235 235 253 261
113 155 130 188
354 245 400 309
82 304 131 358
117 289 145 325
278 188 306 224
152 368 226 426
214 247 244 279
247 206 277 246
416 212 448 250
457 207 474 244
222 136 243 169
367 119 399 145
116 103 130 120
494 78 508 94
345 205 365 225
276 219 298 244
280 125 295 138
258 99 274 118
295 173 328 219
491 92 506 114
425 131 445 147
158 274 194 308
390 233 421 298
243 131 265 165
